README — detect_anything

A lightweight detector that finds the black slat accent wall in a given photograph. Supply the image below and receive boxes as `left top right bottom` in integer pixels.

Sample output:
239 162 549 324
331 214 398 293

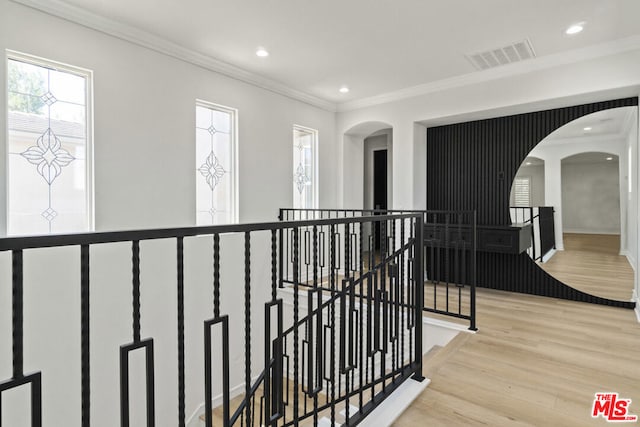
426 97 638 308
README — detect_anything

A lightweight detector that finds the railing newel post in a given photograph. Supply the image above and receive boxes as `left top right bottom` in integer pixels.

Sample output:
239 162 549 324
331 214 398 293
412 216 425 382
177 236 185 427
470 210 478 331
244 231 252 427
81 244 90 427
292 227 300 426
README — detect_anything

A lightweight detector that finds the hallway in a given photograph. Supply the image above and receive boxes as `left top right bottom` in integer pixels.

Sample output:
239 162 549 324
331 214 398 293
395 287 640 426
539 233 635 302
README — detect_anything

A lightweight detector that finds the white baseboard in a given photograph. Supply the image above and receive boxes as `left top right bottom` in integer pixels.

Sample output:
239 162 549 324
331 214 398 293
540 248 557 263
358 377 431 427
422 315 476 334
186 374 261 427
563 229 621 235
627 257 638 317
625 253 637 271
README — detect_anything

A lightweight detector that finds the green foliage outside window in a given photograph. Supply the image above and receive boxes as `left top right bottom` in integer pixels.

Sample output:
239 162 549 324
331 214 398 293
8 62 46 114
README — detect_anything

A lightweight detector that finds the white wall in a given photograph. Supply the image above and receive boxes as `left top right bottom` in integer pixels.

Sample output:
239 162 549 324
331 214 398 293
336 49 640 211
0 1 338 232
412 123 427 210
0 1 338 426
561 159 621 234
627 110 640 307
335 45 640 317
529 136 628 250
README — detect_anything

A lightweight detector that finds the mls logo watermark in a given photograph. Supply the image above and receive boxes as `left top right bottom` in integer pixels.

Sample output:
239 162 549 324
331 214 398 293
592 393 638 422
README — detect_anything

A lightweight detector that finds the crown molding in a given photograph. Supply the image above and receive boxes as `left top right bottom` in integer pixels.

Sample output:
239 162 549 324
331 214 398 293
10 0 338 112
337 35 640 113
11 0 640 115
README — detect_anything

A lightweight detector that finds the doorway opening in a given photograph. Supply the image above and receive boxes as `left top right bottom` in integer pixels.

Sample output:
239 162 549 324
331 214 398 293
373 149 388 249
363 129 392 250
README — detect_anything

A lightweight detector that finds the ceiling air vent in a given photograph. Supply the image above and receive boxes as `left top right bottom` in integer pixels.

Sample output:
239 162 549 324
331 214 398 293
466 39 536 70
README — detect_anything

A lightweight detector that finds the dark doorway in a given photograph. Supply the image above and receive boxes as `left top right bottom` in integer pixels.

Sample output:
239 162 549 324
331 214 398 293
373 149 388 249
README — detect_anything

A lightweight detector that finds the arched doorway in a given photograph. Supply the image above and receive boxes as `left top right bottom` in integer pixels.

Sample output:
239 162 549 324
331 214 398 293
342 121 393 209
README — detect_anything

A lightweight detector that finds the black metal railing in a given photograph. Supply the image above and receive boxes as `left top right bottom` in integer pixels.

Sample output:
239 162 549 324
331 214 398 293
510 206 556 262
0 213 423 427
422 211 477 331
279 209 477 331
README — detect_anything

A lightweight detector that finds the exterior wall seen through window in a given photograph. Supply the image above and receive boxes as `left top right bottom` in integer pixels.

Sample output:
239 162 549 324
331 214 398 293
7 52 93 235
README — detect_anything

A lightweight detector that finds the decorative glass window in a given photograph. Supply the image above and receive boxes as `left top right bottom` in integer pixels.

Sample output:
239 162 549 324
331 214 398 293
293 125 318 209
196 100 237 225
513 177 531 207
7 52 93 235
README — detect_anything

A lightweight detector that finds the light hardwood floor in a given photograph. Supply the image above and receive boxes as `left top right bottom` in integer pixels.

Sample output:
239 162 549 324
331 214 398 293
538 233 634 302
393 287 640 426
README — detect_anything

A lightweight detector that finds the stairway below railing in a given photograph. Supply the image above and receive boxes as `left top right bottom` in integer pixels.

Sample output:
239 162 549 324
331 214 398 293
0 212 423 427
279 209 477 331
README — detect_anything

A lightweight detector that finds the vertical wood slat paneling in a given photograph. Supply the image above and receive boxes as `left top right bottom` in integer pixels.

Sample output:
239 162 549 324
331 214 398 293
426 97 638 308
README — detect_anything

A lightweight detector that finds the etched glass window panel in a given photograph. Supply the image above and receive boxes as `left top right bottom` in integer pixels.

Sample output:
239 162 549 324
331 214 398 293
195 103 236 225
7 56 91 235
293 126 317 209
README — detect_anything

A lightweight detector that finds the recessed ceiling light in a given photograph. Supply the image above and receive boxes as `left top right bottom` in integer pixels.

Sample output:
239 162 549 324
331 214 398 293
525 162 532 166
339 86 350 94
606 157 613 161
566 23 584 35
256 47 269 57
583 126 592 131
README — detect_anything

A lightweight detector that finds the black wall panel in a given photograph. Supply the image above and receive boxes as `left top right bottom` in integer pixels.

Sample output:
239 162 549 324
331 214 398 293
426 97 638 308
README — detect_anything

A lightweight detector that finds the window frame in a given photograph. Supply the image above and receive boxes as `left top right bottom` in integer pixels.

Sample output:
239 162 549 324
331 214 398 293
513 176 531 207
292 124 319 209
195 99 239 225
5 50 94 235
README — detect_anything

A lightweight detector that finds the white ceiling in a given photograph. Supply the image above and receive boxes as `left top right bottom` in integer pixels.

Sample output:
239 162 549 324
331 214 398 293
19 0 640 108
546 106 636 141
521 106 635 169
522 157 544 167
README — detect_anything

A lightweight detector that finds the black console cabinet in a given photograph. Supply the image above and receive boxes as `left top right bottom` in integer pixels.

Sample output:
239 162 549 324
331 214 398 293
424 223 532 254
477 224 532 254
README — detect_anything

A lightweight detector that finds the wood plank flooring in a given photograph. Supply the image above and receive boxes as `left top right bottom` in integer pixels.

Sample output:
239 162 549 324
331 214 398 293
538 233 634 302
394 287 640 426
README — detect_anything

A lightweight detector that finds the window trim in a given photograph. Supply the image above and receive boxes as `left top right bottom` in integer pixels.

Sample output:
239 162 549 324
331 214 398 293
293 124 319 209
195 99 239 224
5 49 95 234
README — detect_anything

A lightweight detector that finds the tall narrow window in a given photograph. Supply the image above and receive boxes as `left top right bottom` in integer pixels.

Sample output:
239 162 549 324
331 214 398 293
196 100 237 225
7 52 93 235
513 177 531 207
293 125 318 209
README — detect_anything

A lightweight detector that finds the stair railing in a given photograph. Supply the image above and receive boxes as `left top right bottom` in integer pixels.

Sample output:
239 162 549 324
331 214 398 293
0 212 423 427
279 208 477 331
509 206 556 261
